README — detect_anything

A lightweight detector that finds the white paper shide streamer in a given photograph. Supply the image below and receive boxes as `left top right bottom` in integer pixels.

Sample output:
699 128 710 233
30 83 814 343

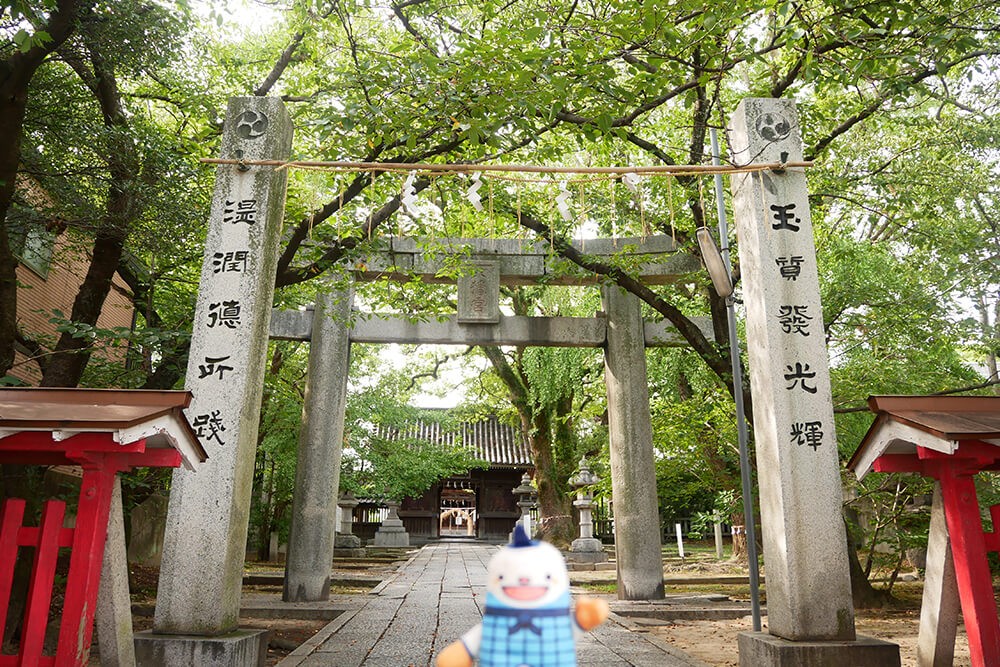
556 180 572 222
400 173 418 212
622 172 640 194
467 172 484 211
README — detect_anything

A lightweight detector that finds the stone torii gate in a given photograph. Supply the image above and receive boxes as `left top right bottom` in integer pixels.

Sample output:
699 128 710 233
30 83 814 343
138 96 711 665
269 234 710 605
141 96 901 666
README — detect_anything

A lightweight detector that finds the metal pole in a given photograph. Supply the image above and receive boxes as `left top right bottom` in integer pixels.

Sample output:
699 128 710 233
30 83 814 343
711 128 762 632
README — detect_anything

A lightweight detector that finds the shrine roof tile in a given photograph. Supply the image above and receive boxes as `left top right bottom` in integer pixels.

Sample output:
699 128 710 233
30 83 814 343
374 415 532 468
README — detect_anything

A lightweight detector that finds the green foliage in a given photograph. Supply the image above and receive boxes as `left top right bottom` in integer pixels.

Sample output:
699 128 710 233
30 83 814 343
3 0 998 588
688 489 739 540
341 405 488 502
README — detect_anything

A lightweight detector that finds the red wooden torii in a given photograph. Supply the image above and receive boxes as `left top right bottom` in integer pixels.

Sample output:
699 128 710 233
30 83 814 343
849 395 1000 667
0 388 206 667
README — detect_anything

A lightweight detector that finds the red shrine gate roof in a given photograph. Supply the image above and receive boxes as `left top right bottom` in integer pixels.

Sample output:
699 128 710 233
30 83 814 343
848 395 1000 479
0 387 207 469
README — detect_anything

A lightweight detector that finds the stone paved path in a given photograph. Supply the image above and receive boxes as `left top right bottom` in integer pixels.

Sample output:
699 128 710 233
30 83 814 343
279 541 707 667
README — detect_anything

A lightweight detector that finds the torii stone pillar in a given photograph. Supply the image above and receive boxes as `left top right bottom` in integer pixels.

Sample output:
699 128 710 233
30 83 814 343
142 97 291 664
602 285 664 600
284 288 353 601
729 98 898 664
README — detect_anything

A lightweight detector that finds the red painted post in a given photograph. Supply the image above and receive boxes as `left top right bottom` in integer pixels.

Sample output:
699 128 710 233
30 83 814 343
0 499 26 643
935 465 1000 667
986 505 1000 553
54 461 117 666
20 500 66 665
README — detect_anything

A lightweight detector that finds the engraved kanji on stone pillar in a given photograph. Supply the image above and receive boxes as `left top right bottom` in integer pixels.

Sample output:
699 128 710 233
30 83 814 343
729 98 854 642
155 97 292 635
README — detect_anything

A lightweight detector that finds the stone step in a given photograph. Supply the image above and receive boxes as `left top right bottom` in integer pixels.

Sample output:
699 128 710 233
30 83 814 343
242 572 383 588
132 603 349 622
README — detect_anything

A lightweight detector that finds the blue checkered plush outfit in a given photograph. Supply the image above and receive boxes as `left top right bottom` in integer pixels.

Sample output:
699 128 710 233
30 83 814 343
478 591 576 667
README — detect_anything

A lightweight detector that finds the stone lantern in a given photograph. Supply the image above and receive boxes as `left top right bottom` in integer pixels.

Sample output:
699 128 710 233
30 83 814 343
568 457 608 563
374 496 410 547
512 473 537 538
335 491 365 557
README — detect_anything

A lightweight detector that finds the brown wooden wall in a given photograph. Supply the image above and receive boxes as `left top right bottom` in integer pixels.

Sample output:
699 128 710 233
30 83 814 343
13 230 133 385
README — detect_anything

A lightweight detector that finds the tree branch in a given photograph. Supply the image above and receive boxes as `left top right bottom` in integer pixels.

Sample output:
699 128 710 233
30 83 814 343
506 205 751 420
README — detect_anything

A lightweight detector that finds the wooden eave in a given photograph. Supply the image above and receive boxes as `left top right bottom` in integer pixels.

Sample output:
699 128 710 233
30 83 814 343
848 395 1000 480
0 387 207 470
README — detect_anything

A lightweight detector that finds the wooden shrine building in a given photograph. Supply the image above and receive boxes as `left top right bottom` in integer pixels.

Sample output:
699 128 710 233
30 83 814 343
357 415 533 542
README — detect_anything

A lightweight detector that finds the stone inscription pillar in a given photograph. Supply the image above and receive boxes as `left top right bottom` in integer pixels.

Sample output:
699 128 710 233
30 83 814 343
602 285 664 600
284 288 353 602
154 97 292 635
728 98 854 641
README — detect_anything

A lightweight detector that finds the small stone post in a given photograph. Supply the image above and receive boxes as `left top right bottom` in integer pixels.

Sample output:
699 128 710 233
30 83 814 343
568 458 607 565
142 97 291 665
917 482 960 666
96 477 135 667
284 288 353 602
729 98 898 665
602 285 664 600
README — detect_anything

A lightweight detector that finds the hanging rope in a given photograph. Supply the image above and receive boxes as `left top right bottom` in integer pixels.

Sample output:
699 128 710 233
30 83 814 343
203 157 811 177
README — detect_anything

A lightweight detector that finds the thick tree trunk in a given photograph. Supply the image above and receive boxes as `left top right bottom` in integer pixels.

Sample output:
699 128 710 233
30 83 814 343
0 70 33 378
41 45 137 387
40 228 127 386
481 344 577 546
0 0 86 378
525 410 574 547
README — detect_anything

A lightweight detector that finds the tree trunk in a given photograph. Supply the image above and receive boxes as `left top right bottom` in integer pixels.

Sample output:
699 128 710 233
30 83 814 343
41 44 138 387
0 0 85 378
730 516 747 563
40 228 128 386
525 410 574 547
843 512 889 608
0 224 17 379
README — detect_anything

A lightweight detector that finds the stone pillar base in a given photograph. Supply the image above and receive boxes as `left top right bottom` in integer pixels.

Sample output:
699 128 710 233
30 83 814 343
134 628 269 667
373 524 409 547
569 537 607 555
566 543 608 564
738 631 900 667
335 533 363 549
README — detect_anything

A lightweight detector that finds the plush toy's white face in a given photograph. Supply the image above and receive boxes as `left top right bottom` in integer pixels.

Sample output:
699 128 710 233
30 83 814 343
487 540 570 609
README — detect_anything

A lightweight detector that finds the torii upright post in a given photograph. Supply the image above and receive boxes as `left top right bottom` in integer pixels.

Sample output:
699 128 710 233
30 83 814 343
728 98 899 665
602 285 664 600
284 287 353 601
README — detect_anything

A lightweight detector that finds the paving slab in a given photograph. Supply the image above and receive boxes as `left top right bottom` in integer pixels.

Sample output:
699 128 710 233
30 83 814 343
279 541 709 667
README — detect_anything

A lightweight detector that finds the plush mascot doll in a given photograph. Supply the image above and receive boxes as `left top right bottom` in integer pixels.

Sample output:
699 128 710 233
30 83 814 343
436 525 609 667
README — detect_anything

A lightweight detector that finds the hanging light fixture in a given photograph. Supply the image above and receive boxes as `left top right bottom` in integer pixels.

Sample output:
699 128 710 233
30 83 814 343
695 227 734 299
